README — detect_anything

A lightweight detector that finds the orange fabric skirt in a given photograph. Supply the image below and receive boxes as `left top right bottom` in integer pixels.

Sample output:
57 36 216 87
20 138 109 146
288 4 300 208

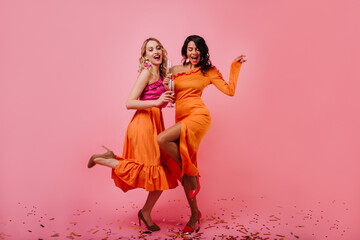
112 107 181 192
176 97 211 177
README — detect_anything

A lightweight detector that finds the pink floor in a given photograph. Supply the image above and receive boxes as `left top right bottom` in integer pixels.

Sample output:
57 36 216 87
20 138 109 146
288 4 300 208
0 195 353 240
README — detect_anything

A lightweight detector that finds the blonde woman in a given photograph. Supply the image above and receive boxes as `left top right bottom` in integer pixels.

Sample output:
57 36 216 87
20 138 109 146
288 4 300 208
88 38 180 231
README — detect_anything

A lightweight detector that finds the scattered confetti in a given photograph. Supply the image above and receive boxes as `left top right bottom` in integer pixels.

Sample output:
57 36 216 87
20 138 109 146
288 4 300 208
1 198 352 239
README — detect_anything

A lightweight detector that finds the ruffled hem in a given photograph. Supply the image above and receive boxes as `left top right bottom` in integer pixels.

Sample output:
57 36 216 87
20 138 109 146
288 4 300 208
111 158 179 192
173 67 201 79
173 66 227 80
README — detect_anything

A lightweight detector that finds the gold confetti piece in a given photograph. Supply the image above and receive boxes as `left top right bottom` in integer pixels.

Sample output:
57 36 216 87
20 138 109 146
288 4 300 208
276 234 285 237
70 232 81 237
269 215 275 217
69 222 77 225
205 226 215 229
51 233 59 237
263 233 271 235
0 232 11 237
269 219 278 221
92 230 99 234
81 210 86 213
119 226 122 230
168 231 181 238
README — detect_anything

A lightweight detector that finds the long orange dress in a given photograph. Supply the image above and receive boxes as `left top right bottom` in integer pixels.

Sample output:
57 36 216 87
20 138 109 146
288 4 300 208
111 78 180 192
174 60 242 177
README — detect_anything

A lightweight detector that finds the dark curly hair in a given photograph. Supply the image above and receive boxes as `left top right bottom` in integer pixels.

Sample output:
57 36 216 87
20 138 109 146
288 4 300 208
181 35 212 75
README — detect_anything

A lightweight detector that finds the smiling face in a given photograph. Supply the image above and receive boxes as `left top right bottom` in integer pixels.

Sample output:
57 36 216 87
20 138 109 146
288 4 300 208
144 40 163 66
186 41 201 66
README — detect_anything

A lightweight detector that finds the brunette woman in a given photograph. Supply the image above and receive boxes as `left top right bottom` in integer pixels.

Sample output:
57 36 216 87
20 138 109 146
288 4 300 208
158 35 246 233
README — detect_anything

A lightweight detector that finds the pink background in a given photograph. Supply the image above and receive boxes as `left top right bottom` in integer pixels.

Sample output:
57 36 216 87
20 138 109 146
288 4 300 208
1 0 359 239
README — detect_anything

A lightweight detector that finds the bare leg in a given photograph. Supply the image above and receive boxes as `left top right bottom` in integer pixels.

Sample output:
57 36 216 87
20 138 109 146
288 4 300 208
157 123 182 166
158 123 200 229
140 190 163 226
157 123 198 190
183 175 200 229
93 157 118 169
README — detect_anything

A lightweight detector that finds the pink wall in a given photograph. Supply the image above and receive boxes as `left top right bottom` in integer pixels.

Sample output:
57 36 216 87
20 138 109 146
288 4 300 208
1 0 359 238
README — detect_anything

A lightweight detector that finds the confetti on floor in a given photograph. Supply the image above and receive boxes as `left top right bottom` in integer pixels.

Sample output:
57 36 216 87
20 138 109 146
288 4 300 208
0 197 354 239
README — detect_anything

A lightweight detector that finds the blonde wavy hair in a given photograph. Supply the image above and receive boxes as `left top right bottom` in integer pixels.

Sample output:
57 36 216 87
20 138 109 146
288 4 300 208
138 37 168 79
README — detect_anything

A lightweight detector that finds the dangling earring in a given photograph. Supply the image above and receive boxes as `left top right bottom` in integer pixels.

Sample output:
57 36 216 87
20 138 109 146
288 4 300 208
185 58 190 64
145 59 151 67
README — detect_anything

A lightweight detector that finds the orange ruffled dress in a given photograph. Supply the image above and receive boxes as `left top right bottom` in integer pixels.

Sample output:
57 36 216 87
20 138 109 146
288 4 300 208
111 78 180 192
174 60 242 177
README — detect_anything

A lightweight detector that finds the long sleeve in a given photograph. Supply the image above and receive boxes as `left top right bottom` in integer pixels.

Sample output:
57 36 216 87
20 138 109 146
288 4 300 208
209 60 242 96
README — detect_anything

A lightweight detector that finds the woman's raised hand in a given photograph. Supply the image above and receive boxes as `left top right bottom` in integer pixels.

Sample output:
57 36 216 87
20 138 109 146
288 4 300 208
156 91 174 106
236 55 247 63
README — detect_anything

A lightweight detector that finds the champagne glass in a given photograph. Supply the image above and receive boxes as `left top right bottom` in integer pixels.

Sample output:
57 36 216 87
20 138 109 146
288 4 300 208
167 60 174 108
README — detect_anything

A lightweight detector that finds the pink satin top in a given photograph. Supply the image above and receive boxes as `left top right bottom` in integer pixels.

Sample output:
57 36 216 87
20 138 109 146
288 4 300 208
140 77 167 108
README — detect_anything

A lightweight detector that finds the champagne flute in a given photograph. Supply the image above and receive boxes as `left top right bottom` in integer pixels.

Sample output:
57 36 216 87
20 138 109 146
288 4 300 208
167 60 174 108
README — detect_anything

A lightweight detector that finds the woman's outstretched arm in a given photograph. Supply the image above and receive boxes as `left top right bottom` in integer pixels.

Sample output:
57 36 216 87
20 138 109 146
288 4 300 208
209 55 246 96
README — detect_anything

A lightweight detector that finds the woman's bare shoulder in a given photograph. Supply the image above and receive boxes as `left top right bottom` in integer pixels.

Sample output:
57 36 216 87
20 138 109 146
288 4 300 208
172 65 189 75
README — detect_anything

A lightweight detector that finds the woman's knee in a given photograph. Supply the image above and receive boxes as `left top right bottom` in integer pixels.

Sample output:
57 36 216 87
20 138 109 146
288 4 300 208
157 132 167 147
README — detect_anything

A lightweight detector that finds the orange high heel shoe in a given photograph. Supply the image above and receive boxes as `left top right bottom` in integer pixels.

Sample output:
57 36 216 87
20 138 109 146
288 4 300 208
88 145 115 168
183 211 202 234
189 174 200 199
